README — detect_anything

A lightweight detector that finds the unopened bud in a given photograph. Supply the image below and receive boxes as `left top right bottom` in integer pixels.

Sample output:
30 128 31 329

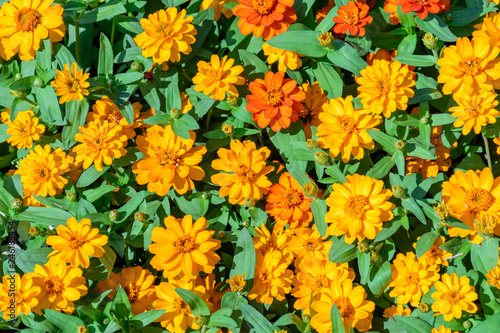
201 192 209 200
314 151 329 165
391 185 406 199
11 198 22 210
106 78 114 87
434 200 450 220
394 139 405 151
15 73 22 80
194 315 209 326
66 192 77 202
244 197 255 208
134 212 146 223
463 320 472 329
358 239 369 253
221 123 234 135
306 139 318 150
370 249 381 264
9 89 25 99
226 94 238 107
417 302 429 313
302 314 311 325
303 181 318 198
78 325 88 333
216 230 226 239
422 32 438 50
109 209 119 221
242 220 250 227
131 61 144 72
420 116 429 125
442 12 453 23
170 108 180 119
28 226 41 237
34 78 43 87
317 32 334 49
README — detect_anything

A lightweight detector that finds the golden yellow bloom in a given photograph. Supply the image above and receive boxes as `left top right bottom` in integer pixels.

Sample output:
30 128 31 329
6 110 45 149
299 81 329 139
449 92 499 134
325 174 395 244
32 259 88 314
287 226 332 266
383 304 411 319
227 274 246 292
414 236 452 267
432 326 453 333
193 54 245 100
262 42 302 72
388 252 440 306
200 0 232 20
316 96 383 163
437 37 500 96
96 267 157 316
0 273 38 319
486 265 500 289
473 12 500 48
51 63 90 104
253 223 293 255
356 59 415 118
474 212 498 237
211 140 274 205
311 279 375 333
73 120 128 172
0 0 65 61
133 125 206 195
149 215 221 279
134 8 197 65
431 273 478 321
15 145 69 197
248 249 294 304
46 217 108 269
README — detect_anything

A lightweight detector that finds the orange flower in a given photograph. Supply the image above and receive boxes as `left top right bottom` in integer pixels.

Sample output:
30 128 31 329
395 0 445 20
299 81 329 139
262 42 303 72
332 1 373 37
0 273 38 319
253 223 293 255
200 0 232 21
473 12 500 48
246 71 306 132
383 305 411 319
6 110 45 149
494 137 500 155
383 0 400 25
51 63 90 104
287 226 333 265
232 0 297 41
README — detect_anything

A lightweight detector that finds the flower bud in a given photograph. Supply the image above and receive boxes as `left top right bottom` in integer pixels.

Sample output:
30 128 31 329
11 198 22 210
134 212 146 223
15 73 22 80
106 78 114 87
358 239 370 253
306 139 318 150
34 78 43 87
442 12 453 23
109 209 119 221
194 315 209 326
422 32 438 50
103 318 110 325
242 220 250 227
394 139 405 151
216 230 226 239
221 123 234 135
201 192 209 200
170 108 180 119
226 94 238 107
28 226 41 237
317 32 334 49
370 249 381 264
314 151 329 165
9 89 25 100
391 185 406 199
434 200 450 220
131 61 144 72
244 197 255 208
78 325 88 333
463 320 472 329
417 302 429 313
419 116 429 125
66 192 77 202
302 314 311 325
474 213 497 238
303 181 318 198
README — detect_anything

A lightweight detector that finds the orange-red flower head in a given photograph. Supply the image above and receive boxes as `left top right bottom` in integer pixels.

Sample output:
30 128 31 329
332 1 373 37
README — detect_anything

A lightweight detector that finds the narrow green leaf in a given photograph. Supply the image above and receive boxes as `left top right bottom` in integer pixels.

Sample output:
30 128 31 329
267 30 327 58
76 165 111 188
15 247 52 273
175 288 211 316
327 40 368 76
329 236 358 263
416 232 439 258
311 199 327 236
240 303 277 333
98 33 114 77
331 303 346 333
415 14 458 42
368 261 392 297
366 156 396 179
13 207 73 226
230 228 256 292
43 309 85 333
113 285 133 320
394 315 433 333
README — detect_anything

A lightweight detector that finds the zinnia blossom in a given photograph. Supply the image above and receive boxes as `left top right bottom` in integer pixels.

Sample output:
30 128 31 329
414 236 452 267
6 110 45 149
473 12 500 48
253 223 293 255
395 0 445 19
46 217 108 269
149 215 221 279
287 226 332 265
383 0 400 25
262 42 303 72
332 1 373 37
431 273 478 321
311 279 375 333
32 259 88 315
382 305 411 319
134 8 197 65
193 54 245 100
316 95 383 163
232 0 296 41
494 137 500 155
432 327 454 333
246 71 306 132
73 120 128 172
132 125 206 196
200 0 232 20
51 63 90 104
437 37 500 96
96 267 157 316
0 273 38 319
211 140 274 205
325 174 395 244
299 81 329 139
0 0 65 61
449 92 499 135
15 145 69 197
486 264 500 289
356 59 415 118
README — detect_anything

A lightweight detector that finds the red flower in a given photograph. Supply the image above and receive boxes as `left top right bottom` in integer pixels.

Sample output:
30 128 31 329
396 0 445 19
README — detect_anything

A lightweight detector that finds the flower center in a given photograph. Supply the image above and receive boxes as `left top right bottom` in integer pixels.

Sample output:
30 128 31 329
15 8 40 32
252 0 277 15
446 291 464 304
68 233 88 249
174 235 196 253
344 195 370 218
304 238 320 251
461 57 482 76
283 189 302 208
158 150 181 166
45 276 64 294
344 13 359 26
65 77 81 93
237 166 255 184
259 269 271 283
312 275 332 292
465 188 495 214
466 107 479 118
174 297 190 314
265 88 284 107
124 283 140 303
333 296 354 319
38 167 50 180
298 105 315 124
405 272 420 285
337 115 357 133
377 78 391 95
156 23 174 38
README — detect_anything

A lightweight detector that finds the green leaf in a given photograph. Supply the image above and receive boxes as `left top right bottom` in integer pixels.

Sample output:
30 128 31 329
326 40 368 76
430 113 456 126
9 76 37 90
402 197 427 224
455 153 486 173
329 236 358 263
481 238 499 272
479 278 500 317
117 191 146 223
416 232 439 258
468 312 500 333
439 238 468 255
139 80 161 111
193 98 215 118
240 303 277 333
142 114 172 126
118 102 136 125
100 245 117 276
207 314 239 329
311 199 327 236
394 315 433 333
79 0 127 24
374 218 402 242
230 228 256 292
36 86 65 125
115 15 144 35
408 88 442 104
43 309 85 333
62 98 89 148
112 285 133 320
368 261 392 297
358 251 371 284
174 288 211 316
239 49 268 77
13 207 73 226
98 33 114 77
415 14 458 42
367 129 397 154
131 310 166 330
331 303 346 333
312 62 343 98
171 114 200 139
76 165 111 188
165 73 181 110
274 313 306 331
15 247 52 273
394 54 436 67
267 30 327 58
366 156 395 179
83 185 116 202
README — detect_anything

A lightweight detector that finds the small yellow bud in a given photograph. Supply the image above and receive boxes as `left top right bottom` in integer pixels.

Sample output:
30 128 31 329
134 212 146 223
422 32 438 50
109 209 119 221
78 326 88 333
11 198 22 210
66 192 77 202
314 151 329 165
394 139 405 151
417 302 429 313
317 32 334 49
306 139 318 150
244 197 255 207
216 230 226 239
434 200 450 220
303 181 318 198
358 239 370 253
226 94 238 107
194 315 209 326
170 108 180 119
221 123 234 135
28 226 41 237
474 213 497 238
391 185 406 199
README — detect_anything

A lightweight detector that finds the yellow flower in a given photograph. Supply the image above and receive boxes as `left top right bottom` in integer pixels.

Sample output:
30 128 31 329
73 119 128 172
311 279 375 333
287 226 332 266
0 0 65 61
299 81 329 138
46 217 108 269
149 215 221 279
388 252 440 306
253 223 293 255
248 249 294 304
431 273 478 321
51 63 90 104
134 8 197 65
325 174 395 244
211 140 274 205
6 110 45 149
414 236 452 267
15 145 69 197
262 42 303 72
432 326 453 333
316 96 383 163
356 59 415 118
473 12 500 48
200 0 232 20
449 92 499 134
32 259 88 315
96 267 157 316
495 137 500 155
0 273 38 319
193 54 245 100
132 124 206 195
486 264 500 289
227 274 246 292
383 304 411 319
437 37 500 96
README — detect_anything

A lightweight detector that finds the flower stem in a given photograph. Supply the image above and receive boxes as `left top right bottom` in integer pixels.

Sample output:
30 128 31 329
483 133 493 171
205 107 213 131
22 97 37 108
110 16 116 48
74 14 81 65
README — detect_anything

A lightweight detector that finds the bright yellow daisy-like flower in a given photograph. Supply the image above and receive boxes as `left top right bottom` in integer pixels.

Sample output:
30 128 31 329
51 63 90 104
73 119 128 172
316 96 383 163
473 12 500 48
132 125 206 196
6 110 45 149
486 264 500 289
299 81 329 139
200 0 233 21
449 92 499 134
15 145 69 197
383 304 411 320
0 0 65 61
325 174 395 244
248 249 294 304
431 273 478 321
437 37 500 96
0 273 38 319
356 59 415 118
388 252 440 306
211 140 274 205
46 217 108 269
149 215 221 279
311 279 375 333
414 236 452 267
253 223 293 255
96 266 157 316
32 259 88 315
134 8 197 65
262 42 303 72
432 326 454 333
193 54 245 100
287 226 332 265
